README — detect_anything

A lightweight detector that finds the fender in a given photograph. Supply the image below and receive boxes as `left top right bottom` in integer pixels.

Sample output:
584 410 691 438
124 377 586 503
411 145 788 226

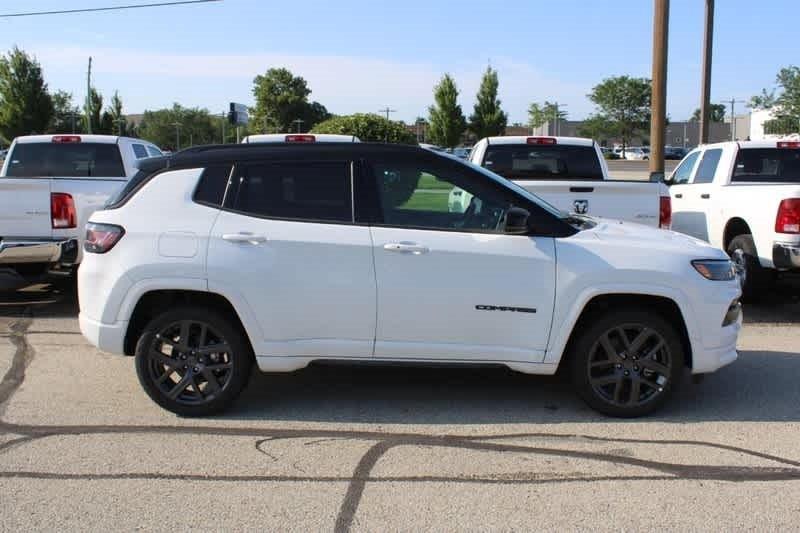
544 282 698 365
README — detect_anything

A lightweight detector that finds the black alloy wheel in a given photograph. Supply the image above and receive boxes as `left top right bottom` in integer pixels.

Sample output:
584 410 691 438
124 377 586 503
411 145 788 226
135 308 252 416
570 309 683 417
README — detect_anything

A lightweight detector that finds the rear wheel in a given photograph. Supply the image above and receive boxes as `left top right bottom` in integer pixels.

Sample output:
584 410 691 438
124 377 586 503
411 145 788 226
727 234 774 302
135 307 253 416
569 309 683 417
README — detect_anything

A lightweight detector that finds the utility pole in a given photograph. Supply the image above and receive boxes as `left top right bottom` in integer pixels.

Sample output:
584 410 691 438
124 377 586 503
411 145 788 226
378 107 397 121
719 97 745 141
172 122 181 150
292 118 304 133
650 0 670 181
86 57 92 134
552 102 567 136
221 111 226 144
699 0 714 144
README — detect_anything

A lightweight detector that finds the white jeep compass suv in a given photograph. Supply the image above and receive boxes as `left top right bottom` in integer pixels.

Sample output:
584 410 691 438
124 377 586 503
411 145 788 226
79 143 742 417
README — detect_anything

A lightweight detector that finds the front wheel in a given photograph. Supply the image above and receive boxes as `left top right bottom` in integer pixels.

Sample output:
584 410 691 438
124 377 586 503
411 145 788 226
569 309 684 417
727 234 774 302
135 307 253 416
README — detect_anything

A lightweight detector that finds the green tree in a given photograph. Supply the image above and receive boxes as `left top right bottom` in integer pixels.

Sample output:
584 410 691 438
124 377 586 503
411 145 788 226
752 66 800 134
690 103 725 122
587 75 651 153
106 91 127 135
311 113 416 144
137 103 218 150
749 88 777 111
577 114 618 142
0 47 54 142
250 67 329 133
427 74 466 148
83 87 105 133
527 101 567 131
469 66 507 138
48 90 81 133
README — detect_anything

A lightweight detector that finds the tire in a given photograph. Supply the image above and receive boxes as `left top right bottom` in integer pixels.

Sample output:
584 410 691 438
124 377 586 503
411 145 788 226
569 308 684 418
726 234 775 302
135 306 253 416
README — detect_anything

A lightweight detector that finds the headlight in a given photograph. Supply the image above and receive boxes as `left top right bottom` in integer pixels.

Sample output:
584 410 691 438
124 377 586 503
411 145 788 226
691 259 736 281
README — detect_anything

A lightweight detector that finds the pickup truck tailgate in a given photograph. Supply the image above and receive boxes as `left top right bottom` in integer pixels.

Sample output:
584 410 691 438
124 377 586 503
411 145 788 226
0 177 52 238
514 179 666 227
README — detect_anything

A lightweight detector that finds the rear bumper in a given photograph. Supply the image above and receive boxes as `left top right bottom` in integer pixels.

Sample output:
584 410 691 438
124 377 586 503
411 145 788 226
773 242 800 270
79 313 127 355
0 238 79 266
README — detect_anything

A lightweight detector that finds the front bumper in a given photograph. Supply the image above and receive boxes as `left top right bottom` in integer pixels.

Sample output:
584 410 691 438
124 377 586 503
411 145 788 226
0 238 79 266
773 242 800 270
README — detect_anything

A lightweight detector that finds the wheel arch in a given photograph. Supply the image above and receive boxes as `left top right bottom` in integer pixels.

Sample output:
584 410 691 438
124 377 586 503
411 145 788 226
552 292 693 371
124 289 254 356
722 217 752 251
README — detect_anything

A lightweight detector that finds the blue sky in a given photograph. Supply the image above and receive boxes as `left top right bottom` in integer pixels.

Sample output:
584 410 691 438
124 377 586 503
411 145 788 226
0 0 796 123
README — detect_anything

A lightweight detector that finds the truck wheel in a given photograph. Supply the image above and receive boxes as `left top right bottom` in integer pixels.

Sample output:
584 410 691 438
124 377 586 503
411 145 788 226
135 307 253 416
569 309 683 417
727 234 774 302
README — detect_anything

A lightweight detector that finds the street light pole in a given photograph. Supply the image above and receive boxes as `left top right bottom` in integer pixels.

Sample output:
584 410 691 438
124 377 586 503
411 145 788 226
172 122 181 150
699 0 714 144
292 119 304 133
650 0 670 181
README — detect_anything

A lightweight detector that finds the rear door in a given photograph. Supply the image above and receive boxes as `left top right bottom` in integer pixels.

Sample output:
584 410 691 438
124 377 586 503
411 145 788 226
668 149 701 236
206 158 377 359
672 148 722 241
0 140 53 238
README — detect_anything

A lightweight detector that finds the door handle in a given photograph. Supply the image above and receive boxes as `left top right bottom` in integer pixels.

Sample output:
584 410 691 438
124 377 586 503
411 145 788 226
674 193 683 199
383 242 429 255
222 232 267 245
700 193 711 199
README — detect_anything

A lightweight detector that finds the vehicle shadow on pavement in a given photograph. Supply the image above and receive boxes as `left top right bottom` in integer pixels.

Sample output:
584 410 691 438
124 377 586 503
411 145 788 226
223 348 800 424
742 278 800 324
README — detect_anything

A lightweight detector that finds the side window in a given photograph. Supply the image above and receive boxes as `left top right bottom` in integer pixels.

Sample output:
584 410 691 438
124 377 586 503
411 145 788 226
233 161 352 223
371 160 514 232
194 165 232 207
670 151 700 184
146 145 163 157
132 144 149 159
692 148 723 184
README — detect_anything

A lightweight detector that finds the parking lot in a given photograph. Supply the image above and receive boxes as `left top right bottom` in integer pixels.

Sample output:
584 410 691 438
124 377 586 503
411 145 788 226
0 280 799 531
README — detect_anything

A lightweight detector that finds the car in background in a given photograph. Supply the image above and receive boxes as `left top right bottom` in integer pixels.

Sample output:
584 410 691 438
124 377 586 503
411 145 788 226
601 147 620 160
452 147 472 160
667 139 800 300
0 134 162 290
665 146 688 160
625 147 650 160
241 133 360 143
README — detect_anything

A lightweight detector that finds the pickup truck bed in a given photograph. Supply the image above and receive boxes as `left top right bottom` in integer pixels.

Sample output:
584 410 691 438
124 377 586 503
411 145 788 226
469 136 671 228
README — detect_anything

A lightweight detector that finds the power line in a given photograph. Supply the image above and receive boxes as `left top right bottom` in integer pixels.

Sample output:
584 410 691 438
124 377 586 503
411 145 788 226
0 0 221 18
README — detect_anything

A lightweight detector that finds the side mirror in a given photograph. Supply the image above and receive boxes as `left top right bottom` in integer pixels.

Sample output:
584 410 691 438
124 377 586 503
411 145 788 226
505 207 531 235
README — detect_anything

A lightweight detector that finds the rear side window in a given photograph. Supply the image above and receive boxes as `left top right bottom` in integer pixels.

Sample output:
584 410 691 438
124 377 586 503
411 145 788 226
5 142 125 177
671 151 700 184
693 149 723 184
132 144 149 159
146 146 162 157
482 144 603 180
232 161 352 222
194 165 232 207
732 148 800 183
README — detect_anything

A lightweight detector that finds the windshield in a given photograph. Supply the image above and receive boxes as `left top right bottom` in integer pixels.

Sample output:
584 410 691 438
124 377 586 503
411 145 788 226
5 142 125 177
731 148 800 183
482 144 604 180
455 157 569 219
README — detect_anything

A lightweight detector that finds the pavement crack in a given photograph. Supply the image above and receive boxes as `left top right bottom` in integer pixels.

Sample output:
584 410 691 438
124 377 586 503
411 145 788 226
0 308 33 419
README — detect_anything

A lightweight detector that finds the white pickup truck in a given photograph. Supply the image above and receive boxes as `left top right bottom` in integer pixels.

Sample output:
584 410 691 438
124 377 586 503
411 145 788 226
0 134 162 289
466 136 672 229
667 140 800 299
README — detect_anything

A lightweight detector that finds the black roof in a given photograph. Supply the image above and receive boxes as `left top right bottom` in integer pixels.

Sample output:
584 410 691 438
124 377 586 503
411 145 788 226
138 142 437 173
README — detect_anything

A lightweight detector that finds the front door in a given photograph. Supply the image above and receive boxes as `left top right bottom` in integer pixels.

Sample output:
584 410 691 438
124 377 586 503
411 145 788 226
207 159 376 358
365 156 556 362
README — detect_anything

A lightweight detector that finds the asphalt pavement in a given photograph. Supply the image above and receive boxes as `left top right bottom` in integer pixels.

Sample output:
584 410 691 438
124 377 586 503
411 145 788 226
0 280 799 531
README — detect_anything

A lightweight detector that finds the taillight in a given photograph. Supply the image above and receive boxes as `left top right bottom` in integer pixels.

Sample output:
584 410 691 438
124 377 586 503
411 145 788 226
84 223 125 254
52 135 81 144
526 137 557 145
51 193 76 229
659 195 672 229
285 134 315 143
775 198 800 234
777 141 800 149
